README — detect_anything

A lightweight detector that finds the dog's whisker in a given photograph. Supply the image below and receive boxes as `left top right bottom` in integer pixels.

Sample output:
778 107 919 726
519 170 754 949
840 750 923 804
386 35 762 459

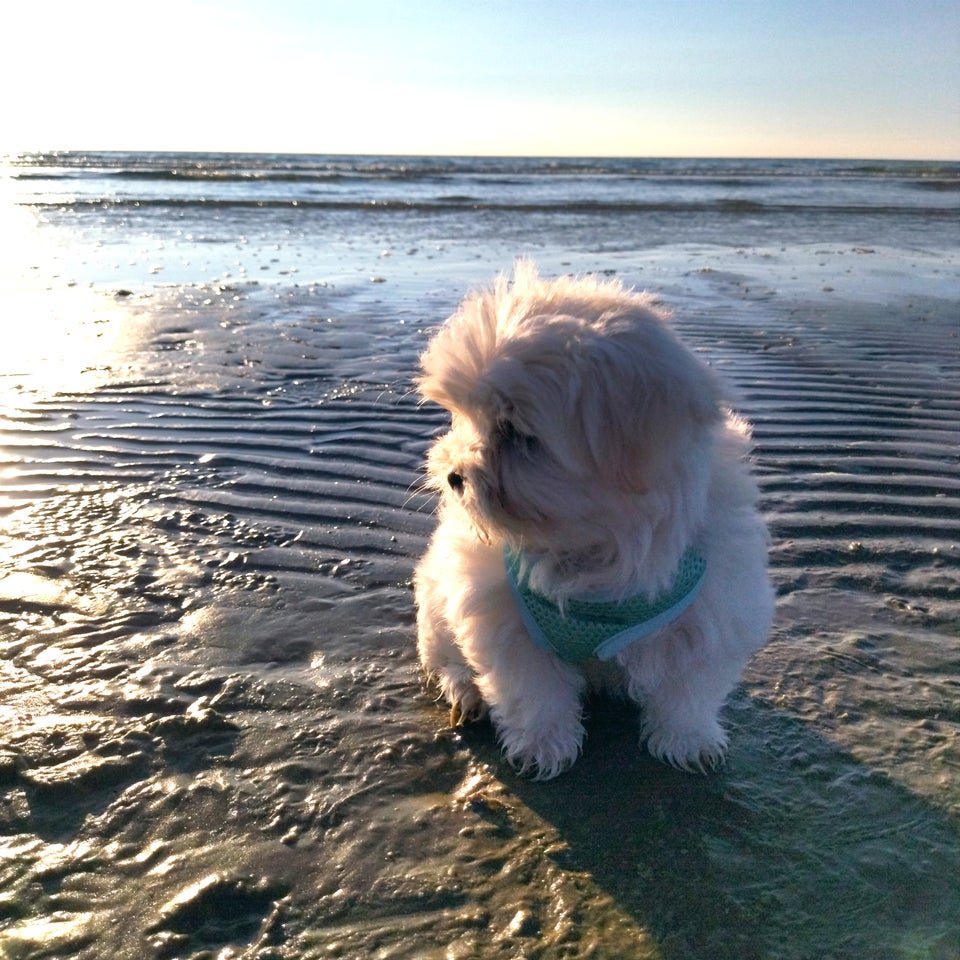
407 490 439 517
402 474 441 513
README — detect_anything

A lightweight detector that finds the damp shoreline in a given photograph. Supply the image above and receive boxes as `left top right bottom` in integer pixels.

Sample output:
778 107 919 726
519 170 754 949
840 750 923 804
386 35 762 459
1 153 958 959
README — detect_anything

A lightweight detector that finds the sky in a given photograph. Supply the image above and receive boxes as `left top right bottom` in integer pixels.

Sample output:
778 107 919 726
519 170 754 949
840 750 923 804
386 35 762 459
3 0 958 159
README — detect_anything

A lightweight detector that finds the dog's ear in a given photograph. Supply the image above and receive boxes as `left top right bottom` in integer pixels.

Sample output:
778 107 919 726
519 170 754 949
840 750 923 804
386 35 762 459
416 277 511 414
577 311 723 492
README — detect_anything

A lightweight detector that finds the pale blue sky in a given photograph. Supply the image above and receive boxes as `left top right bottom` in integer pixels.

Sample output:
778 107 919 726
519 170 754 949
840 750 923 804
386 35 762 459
4 0 958 157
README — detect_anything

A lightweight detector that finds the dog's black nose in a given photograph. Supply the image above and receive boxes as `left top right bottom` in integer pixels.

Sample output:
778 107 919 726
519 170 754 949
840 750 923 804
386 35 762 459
447 471 464 494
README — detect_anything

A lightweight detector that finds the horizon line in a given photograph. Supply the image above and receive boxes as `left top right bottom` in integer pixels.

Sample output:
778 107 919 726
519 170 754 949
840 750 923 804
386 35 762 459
4 148 959 164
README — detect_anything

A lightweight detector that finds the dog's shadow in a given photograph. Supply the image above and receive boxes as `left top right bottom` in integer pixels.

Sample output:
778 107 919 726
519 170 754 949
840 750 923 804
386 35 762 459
460 693 960 960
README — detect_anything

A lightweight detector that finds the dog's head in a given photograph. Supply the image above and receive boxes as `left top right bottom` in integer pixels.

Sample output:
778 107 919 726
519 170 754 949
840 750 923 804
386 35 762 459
417 262 722 551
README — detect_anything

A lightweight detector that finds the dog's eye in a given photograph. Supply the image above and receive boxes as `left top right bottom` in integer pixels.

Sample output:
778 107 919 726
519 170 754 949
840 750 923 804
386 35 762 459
496 419 539 456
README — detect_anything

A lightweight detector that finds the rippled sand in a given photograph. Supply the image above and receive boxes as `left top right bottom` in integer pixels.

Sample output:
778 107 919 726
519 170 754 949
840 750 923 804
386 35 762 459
1 245 958 959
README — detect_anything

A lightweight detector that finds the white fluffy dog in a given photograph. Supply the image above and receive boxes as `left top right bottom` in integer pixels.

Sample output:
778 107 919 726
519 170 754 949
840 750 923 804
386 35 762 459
414 262 773 779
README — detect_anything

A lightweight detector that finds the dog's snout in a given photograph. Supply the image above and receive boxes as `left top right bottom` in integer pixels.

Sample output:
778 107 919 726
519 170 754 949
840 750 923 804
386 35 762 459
447 470 465 494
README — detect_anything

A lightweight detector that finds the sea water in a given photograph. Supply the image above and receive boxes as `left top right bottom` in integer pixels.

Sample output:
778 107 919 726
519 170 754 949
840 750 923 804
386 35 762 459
7 153 959 291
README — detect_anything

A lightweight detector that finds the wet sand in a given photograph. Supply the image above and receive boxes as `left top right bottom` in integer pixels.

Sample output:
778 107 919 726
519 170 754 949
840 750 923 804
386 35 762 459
0 241 958 959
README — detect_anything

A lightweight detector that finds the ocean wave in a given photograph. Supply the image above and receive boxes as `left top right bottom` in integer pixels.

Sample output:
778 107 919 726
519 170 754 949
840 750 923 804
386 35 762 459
10 152 957 224
22 197 959 218
9 151 960 184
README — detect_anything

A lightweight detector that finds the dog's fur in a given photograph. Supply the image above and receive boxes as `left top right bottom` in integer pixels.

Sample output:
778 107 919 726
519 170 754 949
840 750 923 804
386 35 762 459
414 262 773 778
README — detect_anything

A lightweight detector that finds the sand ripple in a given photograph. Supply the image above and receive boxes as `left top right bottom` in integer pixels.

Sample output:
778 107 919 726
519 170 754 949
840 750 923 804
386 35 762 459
0 275 958 959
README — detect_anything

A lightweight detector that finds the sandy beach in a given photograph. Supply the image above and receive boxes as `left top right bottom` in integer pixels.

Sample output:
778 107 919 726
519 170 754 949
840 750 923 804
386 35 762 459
0 154 958 959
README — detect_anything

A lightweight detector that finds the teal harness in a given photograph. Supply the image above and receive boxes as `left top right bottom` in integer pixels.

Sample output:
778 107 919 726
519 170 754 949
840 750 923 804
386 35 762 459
504 547 706 664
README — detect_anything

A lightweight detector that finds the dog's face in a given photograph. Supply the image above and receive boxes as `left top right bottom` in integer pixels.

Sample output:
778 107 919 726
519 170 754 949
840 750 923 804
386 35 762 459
418 264 721 551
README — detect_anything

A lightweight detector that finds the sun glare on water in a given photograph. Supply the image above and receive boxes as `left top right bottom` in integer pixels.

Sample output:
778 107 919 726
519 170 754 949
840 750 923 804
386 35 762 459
0 176 133 405
0 285 135 405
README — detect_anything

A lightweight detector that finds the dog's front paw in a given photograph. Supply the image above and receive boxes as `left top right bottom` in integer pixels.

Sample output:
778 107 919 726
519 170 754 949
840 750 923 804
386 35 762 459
497 716 585 781
435 668 487 727
643 719 728 774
